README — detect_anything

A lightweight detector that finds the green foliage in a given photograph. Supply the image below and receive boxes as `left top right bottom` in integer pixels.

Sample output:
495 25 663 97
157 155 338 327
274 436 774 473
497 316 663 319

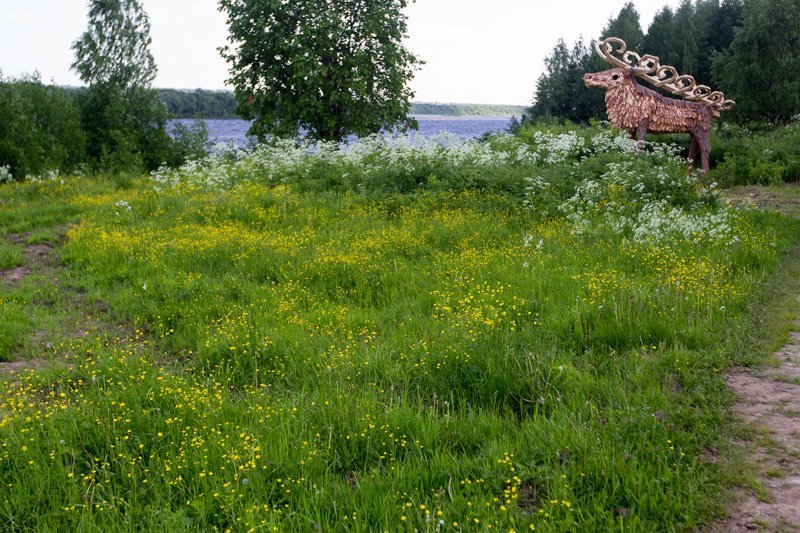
711 120 800 185
643 7 677 66
672 0 700 77
527 39 605 124
165 120 210 168
71 0 156 88
76 84 172 173
601 2 645 51
158 89 238 119
219 0 421 142
0 74 86 180
72 0 179 172
1 137 798 529
713 0 800 124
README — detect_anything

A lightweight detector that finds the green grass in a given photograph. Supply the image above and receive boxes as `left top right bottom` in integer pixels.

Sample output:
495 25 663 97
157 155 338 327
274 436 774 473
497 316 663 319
0 241 22 270
1 135 799 531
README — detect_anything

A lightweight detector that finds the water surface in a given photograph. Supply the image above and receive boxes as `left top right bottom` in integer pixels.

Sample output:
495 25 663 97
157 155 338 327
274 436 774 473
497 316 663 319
172 115 515 146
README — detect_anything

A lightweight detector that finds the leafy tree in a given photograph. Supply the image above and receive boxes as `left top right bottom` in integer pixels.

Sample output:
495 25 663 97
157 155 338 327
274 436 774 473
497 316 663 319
219 0 421 143
714 0 800 123
72 0 156 88
72 0 171 171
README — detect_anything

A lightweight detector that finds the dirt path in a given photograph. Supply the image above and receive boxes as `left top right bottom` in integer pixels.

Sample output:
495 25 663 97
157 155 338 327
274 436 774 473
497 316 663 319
717 331 800 531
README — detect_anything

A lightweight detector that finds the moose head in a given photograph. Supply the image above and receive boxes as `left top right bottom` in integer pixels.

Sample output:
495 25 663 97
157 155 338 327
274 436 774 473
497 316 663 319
583 67 634 90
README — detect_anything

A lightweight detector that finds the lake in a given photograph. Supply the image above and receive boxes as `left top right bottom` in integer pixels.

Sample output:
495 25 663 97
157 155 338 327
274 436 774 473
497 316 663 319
172 115 516 146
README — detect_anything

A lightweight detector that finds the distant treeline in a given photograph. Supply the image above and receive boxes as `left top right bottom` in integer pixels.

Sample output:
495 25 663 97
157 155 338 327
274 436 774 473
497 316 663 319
410 103 526 117
152 89 526 118
158 89 238 119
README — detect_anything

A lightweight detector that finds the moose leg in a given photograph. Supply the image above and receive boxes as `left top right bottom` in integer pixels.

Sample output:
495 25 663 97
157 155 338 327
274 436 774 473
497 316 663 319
699 134 711 174
688 136 699 172
635 121 650 153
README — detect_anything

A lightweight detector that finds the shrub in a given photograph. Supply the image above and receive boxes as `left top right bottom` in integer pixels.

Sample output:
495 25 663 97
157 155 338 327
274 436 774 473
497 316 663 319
0 74 86 180
710 121 800 186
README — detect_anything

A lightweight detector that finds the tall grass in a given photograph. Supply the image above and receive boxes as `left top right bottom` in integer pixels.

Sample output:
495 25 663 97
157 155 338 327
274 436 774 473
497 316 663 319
1 126 797 530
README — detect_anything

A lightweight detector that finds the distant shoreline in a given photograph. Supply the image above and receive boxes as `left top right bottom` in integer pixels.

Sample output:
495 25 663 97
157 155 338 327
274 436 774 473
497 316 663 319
177 115 518 122
151 88 527 119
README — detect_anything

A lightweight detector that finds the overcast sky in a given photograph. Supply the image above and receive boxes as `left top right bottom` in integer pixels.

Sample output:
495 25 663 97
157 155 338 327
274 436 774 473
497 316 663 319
0 0 683 105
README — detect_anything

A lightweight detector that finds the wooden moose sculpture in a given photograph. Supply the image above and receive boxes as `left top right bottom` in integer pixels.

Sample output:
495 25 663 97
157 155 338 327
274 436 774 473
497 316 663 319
584 37 735 173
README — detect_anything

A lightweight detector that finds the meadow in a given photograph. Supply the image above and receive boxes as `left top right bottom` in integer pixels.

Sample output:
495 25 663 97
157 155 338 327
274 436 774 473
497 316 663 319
1 126 799 531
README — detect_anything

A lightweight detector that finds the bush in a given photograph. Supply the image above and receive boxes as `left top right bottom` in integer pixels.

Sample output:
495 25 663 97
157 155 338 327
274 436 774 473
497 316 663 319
165 120 210 168
77 84 170 174
710 120 800 186
0 74 86 180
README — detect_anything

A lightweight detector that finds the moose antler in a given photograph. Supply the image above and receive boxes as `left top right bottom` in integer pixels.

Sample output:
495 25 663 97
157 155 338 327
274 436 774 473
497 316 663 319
595 37 735 111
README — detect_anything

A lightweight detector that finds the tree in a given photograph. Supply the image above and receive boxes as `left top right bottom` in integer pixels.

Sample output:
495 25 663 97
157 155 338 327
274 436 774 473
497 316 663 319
601 2 645 51
644 7 676 65
671 0 700 77
714 0 800 124
219 0 421 143
528 38 605 124
72 0 170 171
72 0 156 88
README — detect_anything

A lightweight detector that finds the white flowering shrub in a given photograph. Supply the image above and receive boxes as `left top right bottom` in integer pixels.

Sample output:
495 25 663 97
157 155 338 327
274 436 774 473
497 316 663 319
151 126 729 244
556 157 738 245
151 128 684 195
631 200 740 245
25 169 61 183
152 133 545 192
0 165 12 184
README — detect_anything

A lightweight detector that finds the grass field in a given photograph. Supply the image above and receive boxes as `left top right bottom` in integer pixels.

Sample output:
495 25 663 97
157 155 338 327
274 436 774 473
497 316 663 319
1 129 799 531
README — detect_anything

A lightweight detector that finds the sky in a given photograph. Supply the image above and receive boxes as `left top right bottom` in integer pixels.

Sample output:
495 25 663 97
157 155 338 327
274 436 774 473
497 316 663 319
0 0 683 105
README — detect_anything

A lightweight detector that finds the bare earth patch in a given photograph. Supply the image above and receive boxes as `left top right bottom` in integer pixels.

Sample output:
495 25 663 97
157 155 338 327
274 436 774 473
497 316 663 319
0 358 48 375
716 332 800 531
5 233 29 245
724 185 800 218
24 242 53 259
1 265 31 284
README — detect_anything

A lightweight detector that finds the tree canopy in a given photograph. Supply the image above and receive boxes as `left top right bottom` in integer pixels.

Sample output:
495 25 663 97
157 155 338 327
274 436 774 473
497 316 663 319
72 0 172 171
714 0 800 124
72 0 156 90
218 0 421 143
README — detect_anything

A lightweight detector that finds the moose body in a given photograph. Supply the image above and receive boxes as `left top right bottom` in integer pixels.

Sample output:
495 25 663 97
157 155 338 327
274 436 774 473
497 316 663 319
584 67 719 173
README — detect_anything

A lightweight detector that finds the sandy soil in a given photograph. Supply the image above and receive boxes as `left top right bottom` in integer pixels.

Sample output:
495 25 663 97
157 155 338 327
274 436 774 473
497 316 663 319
716 332 800 531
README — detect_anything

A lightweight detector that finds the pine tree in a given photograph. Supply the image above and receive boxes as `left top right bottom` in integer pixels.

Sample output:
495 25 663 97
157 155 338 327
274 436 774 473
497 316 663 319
644 7 676 65
714 0 800 123
671 0 699 76
601 2 645 51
